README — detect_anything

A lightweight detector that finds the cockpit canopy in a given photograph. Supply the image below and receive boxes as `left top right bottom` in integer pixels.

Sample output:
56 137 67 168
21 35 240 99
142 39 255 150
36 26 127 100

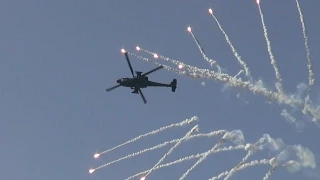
117 78 130 83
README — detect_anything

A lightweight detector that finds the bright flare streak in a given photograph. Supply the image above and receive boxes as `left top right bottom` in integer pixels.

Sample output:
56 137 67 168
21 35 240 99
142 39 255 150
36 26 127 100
94 153 100 159
187 26 192 32
209 8 213 14
256 0 260 4
153 54 159 58
136 46 141 51
178 64 184 69
89 169 95 174
140 177 146 180
121 49 126 53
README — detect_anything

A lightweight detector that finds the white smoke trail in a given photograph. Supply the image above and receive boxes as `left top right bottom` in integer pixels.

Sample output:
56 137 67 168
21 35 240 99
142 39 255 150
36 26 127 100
126 145 247 180
142 125 199 179
262 166 277 180
135 46 234 81
123 131 316 180
186 27 222 73
130 51 209 81
208 8 251 80
93 116 198 159
234 70 244 79
257 1 284 94
281 109 305 131
222 146 259 180
134 42 320 123
98 130 226 169
295 0 315 114
133 49 320 123
179 130 245 180
128 52 186 76
179 139 224 180
295 0 314 88
90 0 319 178
135 46 207 75
209 158 274 180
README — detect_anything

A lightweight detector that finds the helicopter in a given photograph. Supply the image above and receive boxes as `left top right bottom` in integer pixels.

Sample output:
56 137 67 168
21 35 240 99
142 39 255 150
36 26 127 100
106 49 177 104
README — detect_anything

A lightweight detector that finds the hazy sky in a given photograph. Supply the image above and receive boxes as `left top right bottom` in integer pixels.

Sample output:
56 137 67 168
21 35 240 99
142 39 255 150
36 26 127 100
1 0 320 180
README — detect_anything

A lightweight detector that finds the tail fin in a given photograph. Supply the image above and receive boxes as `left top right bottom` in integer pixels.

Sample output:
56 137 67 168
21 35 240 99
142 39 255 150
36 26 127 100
170 79 177 92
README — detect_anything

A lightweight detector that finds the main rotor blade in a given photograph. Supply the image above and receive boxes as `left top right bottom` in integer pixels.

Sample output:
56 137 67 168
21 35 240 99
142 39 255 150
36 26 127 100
106 84 121 92
124 52 135 77
142 65 163 76
138 88 147 104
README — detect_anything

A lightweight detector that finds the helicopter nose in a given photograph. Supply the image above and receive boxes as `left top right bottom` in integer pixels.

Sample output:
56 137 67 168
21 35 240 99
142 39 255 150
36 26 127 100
117 79 120 83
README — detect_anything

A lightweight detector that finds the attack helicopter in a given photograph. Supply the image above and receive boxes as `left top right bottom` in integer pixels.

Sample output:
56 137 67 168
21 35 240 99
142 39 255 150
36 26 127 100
106 49 177 104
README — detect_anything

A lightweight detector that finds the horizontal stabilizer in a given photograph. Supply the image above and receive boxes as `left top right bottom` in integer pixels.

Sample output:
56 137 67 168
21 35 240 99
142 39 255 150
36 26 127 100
170 79 177 92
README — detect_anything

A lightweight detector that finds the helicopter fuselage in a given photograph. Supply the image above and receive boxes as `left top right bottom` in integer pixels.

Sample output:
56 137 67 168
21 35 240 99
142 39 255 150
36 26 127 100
116 76 172 89
117 77 148 88
105 50 177 104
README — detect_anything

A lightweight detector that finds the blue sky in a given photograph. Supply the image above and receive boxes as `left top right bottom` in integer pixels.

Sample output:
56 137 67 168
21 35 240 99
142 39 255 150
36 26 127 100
1 0 319 180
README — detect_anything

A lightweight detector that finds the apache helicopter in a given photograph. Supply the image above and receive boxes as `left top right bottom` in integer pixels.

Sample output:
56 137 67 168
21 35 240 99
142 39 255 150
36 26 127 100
106 49 177 104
